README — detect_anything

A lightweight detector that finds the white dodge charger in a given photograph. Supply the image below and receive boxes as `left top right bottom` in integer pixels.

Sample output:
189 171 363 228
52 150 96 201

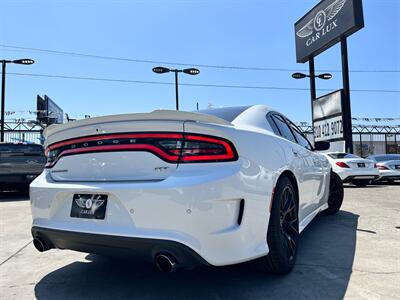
30 105 343 274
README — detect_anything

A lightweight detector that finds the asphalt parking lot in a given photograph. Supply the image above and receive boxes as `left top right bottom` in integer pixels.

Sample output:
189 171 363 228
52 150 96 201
1 184 399 300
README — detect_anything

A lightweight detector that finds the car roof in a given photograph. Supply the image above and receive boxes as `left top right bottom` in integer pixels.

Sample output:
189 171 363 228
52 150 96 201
196 105 275 123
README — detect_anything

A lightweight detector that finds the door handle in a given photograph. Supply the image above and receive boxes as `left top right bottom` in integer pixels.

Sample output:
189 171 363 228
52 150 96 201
292 149 299 157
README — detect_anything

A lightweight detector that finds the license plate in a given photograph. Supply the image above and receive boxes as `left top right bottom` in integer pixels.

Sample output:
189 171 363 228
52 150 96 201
357 163 365 168
70 194 108 219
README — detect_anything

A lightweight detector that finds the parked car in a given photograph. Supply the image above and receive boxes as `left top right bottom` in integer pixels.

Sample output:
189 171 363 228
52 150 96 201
367 154 400 183
0 143 46 192
323 152 380 187
30 105 344 274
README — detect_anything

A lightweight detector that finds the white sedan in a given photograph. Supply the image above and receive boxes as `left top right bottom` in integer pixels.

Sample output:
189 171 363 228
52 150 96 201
367 154 400 183
30 105 343 274
323 152 380 186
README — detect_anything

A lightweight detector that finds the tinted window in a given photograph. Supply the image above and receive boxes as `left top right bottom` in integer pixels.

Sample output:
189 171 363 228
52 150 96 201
266 113 280 135
196 106 250 122
270 114 296 143
372 154 400 162
328 153 359 159
288 122 312 150
0 144 43 154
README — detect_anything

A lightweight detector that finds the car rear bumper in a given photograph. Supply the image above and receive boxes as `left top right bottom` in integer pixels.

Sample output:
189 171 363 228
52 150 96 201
377 170 400 181
32 226 210 268
335 168 380 182
342 175 380 183
376 175 400 181
30 161 272 266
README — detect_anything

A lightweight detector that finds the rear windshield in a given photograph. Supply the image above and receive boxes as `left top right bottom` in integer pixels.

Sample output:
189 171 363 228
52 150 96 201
196 106 250 122
328 153 359 159
372 155 400 162
0 144 43 154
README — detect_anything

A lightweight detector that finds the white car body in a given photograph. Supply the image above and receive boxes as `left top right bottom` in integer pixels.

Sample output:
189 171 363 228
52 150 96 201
30 105 332 269
323 152 380 185
367 154 400 182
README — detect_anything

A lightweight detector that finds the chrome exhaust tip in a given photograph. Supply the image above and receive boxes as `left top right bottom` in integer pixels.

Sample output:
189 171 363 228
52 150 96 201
33 237 49 252
155 253 178 273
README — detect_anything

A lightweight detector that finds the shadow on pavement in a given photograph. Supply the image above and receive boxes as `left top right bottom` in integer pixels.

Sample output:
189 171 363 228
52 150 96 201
34 211 358 300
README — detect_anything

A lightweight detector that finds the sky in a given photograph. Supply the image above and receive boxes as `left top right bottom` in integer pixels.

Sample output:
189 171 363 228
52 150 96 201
1 0 399 124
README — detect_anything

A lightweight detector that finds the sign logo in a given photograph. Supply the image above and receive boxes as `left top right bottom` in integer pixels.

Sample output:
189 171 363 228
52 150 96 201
74 195 105 211
296 0 346 38
314 10 327 31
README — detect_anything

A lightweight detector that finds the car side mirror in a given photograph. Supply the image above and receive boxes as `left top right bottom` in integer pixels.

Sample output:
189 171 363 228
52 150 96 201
314 141 330 151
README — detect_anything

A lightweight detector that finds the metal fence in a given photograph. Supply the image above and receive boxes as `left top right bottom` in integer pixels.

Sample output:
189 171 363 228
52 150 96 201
4 130 42 144
4 121 400 158
298 123 400 157
3 120 43 144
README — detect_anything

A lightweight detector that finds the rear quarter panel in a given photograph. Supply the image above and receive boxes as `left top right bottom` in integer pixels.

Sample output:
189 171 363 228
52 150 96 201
183 121 288 242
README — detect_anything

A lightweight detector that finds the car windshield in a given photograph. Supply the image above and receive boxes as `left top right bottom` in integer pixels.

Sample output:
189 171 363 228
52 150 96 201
0 144 43 154
196 106 251 122
372 155 400 162
328 153 360 159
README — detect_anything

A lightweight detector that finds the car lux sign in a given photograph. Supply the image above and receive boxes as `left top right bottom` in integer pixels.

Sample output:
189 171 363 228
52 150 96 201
295 0 364 63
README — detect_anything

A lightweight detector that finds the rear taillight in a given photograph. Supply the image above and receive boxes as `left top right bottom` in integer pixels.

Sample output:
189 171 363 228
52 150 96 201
376 165 389 170
180 134 236 162
336 161 350 168
45 132 238 168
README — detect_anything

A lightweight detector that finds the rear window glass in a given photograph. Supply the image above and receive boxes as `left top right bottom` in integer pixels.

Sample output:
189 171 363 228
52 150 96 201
372 155 400 162
196 106 250 122
0 144 43 153
328 153 359 159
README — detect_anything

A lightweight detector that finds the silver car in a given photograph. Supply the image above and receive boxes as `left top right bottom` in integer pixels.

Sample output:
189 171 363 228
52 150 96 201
367 154 400 183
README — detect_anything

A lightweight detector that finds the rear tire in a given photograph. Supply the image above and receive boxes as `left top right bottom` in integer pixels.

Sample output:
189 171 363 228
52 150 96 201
250 176 299 274
321 172 344 215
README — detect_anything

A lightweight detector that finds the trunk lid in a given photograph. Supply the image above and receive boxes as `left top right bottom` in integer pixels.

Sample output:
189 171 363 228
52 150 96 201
45 110 231 182
341 158 374 169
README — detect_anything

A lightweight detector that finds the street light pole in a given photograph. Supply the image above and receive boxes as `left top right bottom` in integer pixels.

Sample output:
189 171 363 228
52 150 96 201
308 57 317 123
174 70 179 111
291 70 333 145
1 61 7 142
152 66 200 111
0 58 35 142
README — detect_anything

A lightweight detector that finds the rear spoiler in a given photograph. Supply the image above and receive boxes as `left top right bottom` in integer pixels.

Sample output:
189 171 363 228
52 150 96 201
43 110 231 139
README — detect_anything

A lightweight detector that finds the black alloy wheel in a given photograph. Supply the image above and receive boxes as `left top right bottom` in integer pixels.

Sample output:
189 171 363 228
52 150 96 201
321 172 344 215
279 185 298 262
250 176 299 274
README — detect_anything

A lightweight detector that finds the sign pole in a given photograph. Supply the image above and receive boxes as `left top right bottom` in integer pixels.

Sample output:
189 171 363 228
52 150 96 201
309 57 317 145
174 71 179 111
309 57 317 122
340 37 354 153
1 61 6 142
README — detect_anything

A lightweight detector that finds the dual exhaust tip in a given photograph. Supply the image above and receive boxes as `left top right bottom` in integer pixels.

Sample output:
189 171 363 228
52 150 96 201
32 239 179 273
33 237 50 252
154 253 178 273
